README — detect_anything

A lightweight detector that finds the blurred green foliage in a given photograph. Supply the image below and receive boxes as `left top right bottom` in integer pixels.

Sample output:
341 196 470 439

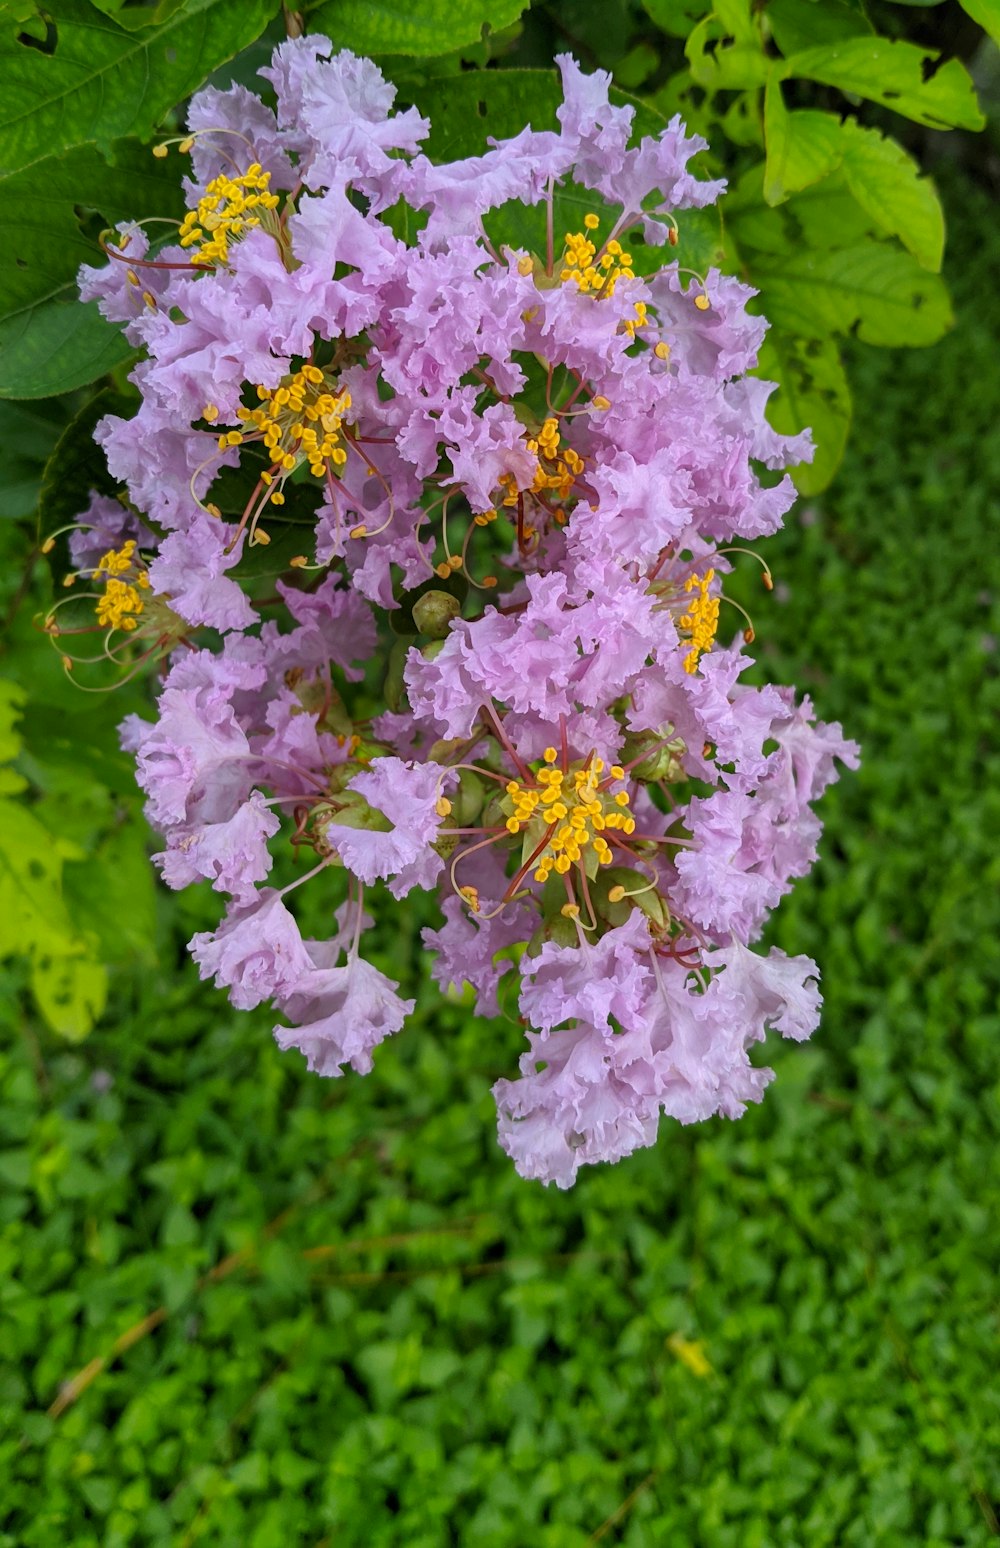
0 166 997 1545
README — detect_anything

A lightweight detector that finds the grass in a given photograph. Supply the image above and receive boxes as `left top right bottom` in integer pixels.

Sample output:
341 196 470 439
1 167 998 1547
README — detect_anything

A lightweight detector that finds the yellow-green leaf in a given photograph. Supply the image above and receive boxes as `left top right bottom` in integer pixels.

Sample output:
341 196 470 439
779 38 985 130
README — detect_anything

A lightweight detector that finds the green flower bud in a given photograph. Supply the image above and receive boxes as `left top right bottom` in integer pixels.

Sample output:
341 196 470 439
412 589 461 639
621 729 687 783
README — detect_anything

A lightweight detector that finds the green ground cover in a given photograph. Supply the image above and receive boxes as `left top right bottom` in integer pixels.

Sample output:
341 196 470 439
1 168 998 1547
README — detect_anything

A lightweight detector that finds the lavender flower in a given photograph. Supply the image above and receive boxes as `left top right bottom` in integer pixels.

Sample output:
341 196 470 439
68 36 859 1185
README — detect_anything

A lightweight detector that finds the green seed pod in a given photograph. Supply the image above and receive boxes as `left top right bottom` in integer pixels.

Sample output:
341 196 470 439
621 729 687 783
412 588 461 639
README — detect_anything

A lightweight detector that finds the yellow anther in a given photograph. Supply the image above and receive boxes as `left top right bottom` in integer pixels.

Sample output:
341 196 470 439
680 568 720 674
583 213 599 230
152 143 169 158
251 528 271 546
608 885 627 904
517 255 534 275
289 555 308 568
350 524 368 540
543 747 558 763
202 403 219 422
591 395 610 411
694 293 711 311
435 796 452 818
459 885 480 913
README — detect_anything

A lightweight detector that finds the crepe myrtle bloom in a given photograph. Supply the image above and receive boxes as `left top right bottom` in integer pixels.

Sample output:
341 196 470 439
64 36 858 1184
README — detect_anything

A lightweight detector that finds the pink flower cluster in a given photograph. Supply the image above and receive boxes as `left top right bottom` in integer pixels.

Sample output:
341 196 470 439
74 39 857 1186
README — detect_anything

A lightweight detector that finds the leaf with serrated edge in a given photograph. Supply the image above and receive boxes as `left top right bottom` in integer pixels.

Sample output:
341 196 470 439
764 77 844 205
839 121 944 272
0 0 278 176
752 241 952 347
1 140 185 319
779 38 984 130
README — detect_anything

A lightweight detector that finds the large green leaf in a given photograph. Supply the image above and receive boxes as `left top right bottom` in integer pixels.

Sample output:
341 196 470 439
414 68 561 163
304 0 528 56
1 139 185 318
0 0 278 177
756 330 851 494
0 296 133 399
38 386 134 534
779 38 985 130
0 400 66 518
751 240 952 346
762 89 945 271
839 122 944 272
766 0 873 55
763 78 844 204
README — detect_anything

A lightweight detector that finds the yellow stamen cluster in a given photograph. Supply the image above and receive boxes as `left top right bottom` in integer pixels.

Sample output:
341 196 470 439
680 568 720 674
561 216 646 337
94 541 150 633
233 366 352 487
178 164 279 266
504 748 636 885
526 418 585 504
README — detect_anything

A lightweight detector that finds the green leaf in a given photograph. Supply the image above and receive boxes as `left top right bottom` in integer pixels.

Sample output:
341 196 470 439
0 401 66 518
0 0 279 176
0 680 27 762
779 38 985 130
766 0 873 56
38 387 134 535
0 139 185 319
414 68 560 164
63 822 158 966
0 297 133 399
685 15 770 90
29 951 108 1042
756 330 851 494
763 78 844 204
751 240 952 346
956 0 1000 43
0 793 81 960
304 0 528 56
642 0 712 39
839 121 944 272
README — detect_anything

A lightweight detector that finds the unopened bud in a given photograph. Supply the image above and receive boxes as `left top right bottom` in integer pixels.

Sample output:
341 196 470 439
412 589 461 639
